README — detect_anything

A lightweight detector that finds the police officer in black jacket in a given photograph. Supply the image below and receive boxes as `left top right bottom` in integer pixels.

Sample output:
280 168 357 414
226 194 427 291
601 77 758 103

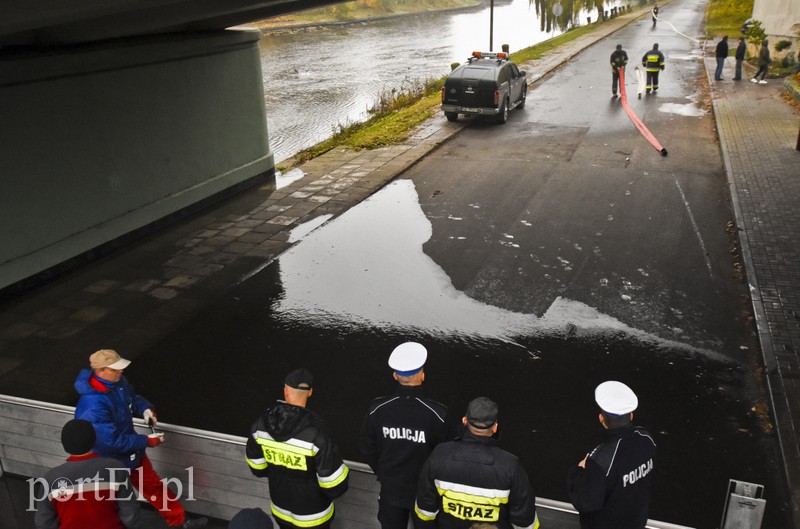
360 342 459 529
568 381 657 529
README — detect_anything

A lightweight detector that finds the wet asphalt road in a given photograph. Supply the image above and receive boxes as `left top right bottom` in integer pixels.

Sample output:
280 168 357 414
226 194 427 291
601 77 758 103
10 0 786 527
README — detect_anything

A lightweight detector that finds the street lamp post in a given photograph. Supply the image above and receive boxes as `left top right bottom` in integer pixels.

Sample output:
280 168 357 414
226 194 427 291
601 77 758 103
489 0 494 51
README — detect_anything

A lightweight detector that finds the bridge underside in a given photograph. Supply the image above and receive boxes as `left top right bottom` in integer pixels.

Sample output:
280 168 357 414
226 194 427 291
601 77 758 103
1 0 344 46
0 1 343 292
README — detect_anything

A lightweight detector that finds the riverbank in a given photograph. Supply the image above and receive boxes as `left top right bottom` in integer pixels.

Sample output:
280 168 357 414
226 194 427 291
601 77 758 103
253 0 484 33
275 3 648 172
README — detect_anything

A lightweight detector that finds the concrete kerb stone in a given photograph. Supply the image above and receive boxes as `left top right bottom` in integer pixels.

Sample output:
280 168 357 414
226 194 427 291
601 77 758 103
705 55 800 526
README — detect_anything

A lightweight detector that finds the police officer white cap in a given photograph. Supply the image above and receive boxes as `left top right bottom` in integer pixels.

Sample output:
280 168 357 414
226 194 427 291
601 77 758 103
388 342 427 376
595 380 638 415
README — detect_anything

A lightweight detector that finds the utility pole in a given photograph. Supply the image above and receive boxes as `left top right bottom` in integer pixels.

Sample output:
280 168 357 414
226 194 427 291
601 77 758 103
489 0 494 51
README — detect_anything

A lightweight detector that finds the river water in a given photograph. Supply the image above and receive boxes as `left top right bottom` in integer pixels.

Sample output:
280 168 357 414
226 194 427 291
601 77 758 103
257 0 620 162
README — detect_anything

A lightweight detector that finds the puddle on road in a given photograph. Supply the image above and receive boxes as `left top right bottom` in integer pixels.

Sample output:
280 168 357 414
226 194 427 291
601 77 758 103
275 167 306 189
288 214 333 243
272 180 718 357
658 102 706 117
130 183 781 529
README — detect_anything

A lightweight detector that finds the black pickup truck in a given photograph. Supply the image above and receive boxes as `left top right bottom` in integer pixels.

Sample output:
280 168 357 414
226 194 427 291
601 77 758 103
441 51 528 124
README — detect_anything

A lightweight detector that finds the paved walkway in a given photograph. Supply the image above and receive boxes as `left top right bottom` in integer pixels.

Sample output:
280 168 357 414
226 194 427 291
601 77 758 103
2 4 800 527
705 52 800 525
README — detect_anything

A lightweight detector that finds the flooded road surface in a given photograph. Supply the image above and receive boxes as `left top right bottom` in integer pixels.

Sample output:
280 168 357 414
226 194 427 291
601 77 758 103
129 1 789 527
259 0 618 162
134 185 779 529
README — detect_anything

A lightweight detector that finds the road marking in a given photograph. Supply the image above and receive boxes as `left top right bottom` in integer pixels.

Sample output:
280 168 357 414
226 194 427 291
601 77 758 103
674 178 714 278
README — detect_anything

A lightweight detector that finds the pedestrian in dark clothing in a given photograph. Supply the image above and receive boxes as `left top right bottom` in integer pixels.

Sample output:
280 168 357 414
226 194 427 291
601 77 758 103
651 4 659 27
642 43 665 93
610 44 629 98
751 40 770 83
34 419 142 529
414 397 540 529
74 349 207 528
245 369 349 529
733 37 746 80
568 381 657 529
360 342 459 529
715 36 729 80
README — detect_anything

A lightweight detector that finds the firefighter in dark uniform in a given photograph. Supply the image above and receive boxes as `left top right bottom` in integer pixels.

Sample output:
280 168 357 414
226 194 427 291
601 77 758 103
360 342 459 529
245 369 349 529
610 44 628 98
567 381 657 529
642 43 665 94
414 397 540 529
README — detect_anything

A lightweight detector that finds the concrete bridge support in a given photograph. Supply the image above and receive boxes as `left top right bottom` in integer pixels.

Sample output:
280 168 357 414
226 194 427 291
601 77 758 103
0 28 273 291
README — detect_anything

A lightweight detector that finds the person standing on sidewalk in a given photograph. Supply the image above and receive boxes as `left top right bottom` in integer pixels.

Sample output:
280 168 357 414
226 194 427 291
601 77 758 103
714 36 729 80
733 37 746 80
245 368 349 529
567 381 657 529
642 43 665 94
359 342 459 529
74 349 207 529
752 40 770 84
610 44 629 98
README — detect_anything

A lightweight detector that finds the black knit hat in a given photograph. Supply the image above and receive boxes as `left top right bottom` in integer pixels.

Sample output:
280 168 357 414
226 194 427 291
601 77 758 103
228 508 274 529
61 419 96 455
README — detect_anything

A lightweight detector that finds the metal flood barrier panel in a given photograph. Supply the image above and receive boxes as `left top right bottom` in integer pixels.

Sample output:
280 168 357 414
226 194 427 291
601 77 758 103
721 479 766 529
0 394 693 528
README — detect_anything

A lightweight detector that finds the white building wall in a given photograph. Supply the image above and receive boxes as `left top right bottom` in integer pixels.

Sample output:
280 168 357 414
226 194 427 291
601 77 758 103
752 0 800 38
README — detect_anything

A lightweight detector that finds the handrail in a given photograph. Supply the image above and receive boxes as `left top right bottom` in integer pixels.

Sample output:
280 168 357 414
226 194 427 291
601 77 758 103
0 393 373 475
534 498 695 529
0 394 693 528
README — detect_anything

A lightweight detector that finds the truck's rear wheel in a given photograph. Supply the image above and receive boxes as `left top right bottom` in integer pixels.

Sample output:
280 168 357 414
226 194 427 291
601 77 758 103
497 99 508 124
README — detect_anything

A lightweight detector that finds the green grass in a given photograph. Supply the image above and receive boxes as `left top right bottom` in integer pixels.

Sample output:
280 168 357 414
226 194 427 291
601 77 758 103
281 79 444 168
705 0 754 37
510 24 598 63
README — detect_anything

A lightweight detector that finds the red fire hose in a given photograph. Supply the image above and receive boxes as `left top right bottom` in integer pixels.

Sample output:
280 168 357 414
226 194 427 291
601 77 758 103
619 68 668 157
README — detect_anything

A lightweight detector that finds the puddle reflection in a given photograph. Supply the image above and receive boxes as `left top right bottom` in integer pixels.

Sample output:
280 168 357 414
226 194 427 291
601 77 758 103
272 180 717 357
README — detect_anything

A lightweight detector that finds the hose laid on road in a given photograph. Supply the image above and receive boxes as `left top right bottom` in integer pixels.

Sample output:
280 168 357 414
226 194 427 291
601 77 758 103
619 68 668 156
652 13 702 44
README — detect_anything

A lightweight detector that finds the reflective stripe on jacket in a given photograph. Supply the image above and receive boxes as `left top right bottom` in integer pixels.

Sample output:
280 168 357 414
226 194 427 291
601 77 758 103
414 429 539 529
642 50 665 72
245 401 349 528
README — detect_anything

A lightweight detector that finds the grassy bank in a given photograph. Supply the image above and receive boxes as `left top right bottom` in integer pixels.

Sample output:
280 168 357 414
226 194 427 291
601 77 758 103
705 0 753 37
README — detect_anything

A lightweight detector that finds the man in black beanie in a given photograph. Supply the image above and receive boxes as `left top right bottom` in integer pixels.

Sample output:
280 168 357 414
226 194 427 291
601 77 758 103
34 419 143 529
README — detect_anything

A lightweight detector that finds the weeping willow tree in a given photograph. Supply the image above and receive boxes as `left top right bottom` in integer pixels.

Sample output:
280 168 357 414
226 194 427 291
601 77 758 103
530 0 613 32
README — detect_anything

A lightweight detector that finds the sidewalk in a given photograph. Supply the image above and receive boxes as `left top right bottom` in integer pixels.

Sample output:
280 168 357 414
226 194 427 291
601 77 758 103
705 54 800 525
2 5 800 527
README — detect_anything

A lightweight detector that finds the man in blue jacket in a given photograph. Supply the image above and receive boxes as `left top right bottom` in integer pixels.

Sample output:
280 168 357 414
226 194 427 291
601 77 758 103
74 349 207 528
